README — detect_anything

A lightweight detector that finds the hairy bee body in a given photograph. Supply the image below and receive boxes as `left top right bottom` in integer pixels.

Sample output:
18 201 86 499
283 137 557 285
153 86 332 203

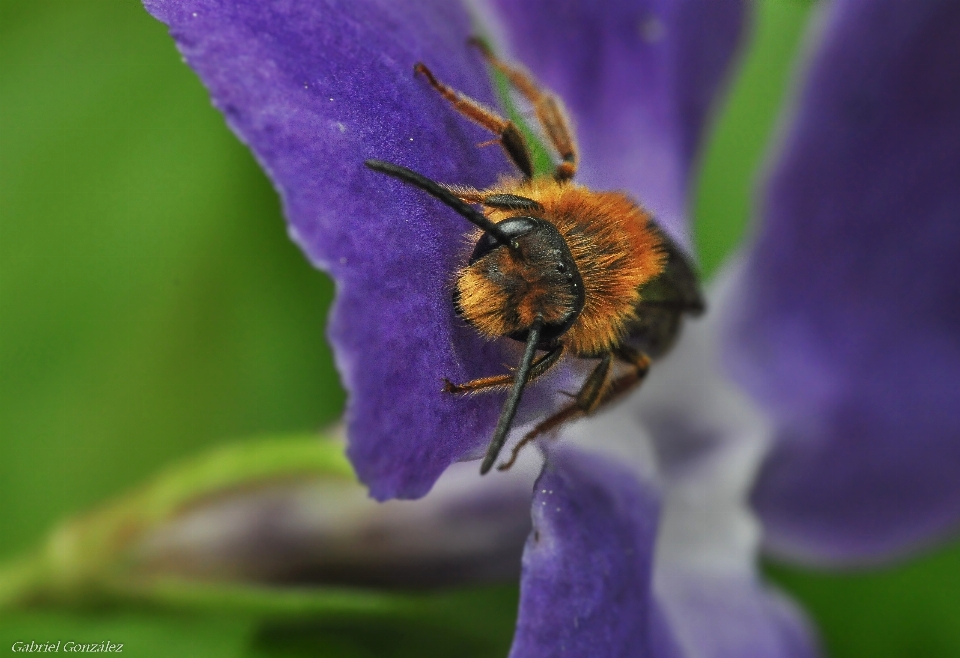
455 177 674 357
366 42 703 474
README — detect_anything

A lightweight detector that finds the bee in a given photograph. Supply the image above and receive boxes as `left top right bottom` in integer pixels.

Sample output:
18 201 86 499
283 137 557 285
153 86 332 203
366 40 703 475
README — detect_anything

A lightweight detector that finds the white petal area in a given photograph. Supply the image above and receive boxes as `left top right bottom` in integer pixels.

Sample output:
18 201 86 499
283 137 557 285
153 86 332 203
562 258 817 657
563 259 770 574
654 570 818 658
642 263 771 578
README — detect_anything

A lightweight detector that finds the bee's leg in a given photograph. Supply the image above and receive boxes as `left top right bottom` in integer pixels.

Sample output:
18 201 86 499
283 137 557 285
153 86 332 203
574 352 614 412
497 352 614 471
415 63 533 179
470 38 579 182
498 348 652 471
443 344 564 394
592 344 652 410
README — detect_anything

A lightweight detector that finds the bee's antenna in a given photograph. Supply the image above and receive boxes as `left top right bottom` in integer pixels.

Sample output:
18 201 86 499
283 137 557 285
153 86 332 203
480 315 544 475
364 159 518 251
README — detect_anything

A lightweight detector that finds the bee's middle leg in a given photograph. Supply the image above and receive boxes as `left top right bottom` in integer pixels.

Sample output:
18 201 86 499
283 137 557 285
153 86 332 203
498 347 651 471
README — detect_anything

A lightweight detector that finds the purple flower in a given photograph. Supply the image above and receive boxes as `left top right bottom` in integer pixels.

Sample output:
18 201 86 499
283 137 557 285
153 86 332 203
142 0 960 656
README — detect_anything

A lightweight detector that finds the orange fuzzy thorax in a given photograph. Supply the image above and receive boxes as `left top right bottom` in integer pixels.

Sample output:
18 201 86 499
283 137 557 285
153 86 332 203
455 177 667 356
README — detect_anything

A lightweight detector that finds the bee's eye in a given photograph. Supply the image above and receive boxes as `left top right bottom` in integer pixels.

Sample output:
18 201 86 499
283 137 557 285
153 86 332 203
468 216 539 264
557 263 567 273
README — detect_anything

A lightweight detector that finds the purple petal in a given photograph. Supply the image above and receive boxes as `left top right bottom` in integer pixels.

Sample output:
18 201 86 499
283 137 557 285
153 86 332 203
482 0 747 248
509 446 675 658
559 269 819 657
727 1 960 563
143 0 522 499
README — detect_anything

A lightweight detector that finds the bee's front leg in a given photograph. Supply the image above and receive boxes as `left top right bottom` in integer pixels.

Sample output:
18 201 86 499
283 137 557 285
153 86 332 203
442 344 564 394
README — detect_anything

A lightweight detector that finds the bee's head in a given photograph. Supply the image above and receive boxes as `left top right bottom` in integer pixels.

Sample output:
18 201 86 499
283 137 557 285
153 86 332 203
362 159 583 345
455 216 584 346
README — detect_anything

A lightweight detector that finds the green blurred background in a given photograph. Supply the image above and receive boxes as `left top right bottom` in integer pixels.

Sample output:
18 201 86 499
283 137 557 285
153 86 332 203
1 0 958 655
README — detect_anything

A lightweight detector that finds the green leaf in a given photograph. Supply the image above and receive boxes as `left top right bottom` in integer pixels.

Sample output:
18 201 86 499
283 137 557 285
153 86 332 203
0 435 350 608
245 586 518 658
693 0 817 277
0 434 516 652
0 433 519 656
766 542 960 657
0 612 252 658
0 0 344 561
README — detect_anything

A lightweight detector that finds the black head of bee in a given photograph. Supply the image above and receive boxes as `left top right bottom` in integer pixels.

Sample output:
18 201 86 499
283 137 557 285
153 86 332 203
467 216 584 347
364 159 585 345
363 158 585 475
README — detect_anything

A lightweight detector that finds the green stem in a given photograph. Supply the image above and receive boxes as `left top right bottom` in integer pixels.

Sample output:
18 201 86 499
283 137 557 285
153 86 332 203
0 433 355 612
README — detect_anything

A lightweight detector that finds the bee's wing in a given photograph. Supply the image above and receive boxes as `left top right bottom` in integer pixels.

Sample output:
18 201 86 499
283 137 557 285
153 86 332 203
627 223 705 358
